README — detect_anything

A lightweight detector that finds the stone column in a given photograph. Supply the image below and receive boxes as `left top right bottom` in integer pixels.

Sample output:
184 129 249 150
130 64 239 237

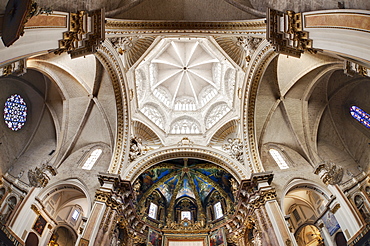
242 172 297 246
79 174 121 246
315 163 363 239
327 186 362 239
78 199 107 245
317 221 334 246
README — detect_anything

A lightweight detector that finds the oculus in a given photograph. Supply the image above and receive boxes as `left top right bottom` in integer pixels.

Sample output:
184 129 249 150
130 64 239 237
3 94 27 131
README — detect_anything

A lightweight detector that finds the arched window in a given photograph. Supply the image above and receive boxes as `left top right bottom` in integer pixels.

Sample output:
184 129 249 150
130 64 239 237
146 190 165 222
82 148 102 170
205 190 226 221
350 106 370 128
148 202 158 219
269 148 289 169
68 205 83 227
354 195 370 223
214 201 224 219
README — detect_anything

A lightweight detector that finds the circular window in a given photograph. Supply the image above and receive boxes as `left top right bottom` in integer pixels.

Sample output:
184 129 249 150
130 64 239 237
3 94 27 131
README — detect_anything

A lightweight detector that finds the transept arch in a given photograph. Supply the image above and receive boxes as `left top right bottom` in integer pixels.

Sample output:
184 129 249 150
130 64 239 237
122 145 250 182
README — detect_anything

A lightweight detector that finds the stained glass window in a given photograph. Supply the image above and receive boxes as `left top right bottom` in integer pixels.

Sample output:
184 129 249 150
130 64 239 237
3 94 27 131
269 148 289 169
350 106 370 128
82 148 102 170
214 202 223 219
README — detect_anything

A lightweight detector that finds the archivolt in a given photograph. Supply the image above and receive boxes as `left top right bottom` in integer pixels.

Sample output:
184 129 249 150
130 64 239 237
121 145 251 183
95 40 131 174
241 40 277 173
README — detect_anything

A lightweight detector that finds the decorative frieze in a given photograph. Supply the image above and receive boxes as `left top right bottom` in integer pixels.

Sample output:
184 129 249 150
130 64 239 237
222 138 244 163
129 136 147 162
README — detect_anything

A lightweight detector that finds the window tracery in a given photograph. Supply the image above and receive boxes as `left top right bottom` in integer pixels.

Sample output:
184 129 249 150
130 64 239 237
3 94 27 131
224 68 236 99
205 103 231 129
170 117 200 134
199 86 218 107
174 98 196 111
153 87 172 108
141 104 165 129
135 69 147 100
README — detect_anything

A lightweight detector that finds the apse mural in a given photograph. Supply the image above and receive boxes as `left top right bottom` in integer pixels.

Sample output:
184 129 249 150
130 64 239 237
137 164 179 200
193 165 234 201
157 176 179 202
176 177 196 199
135 159 235 222
193 175 214 202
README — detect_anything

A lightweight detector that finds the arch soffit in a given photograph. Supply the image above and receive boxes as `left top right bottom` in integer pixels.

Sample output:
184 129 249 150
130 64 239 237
280 178 332 215
241 39 277 173
278 55 343 98
37 178 92 214
27 58 90 100
122 145 250 183
53 223 79 239
208 119 239 145
95 39 131 174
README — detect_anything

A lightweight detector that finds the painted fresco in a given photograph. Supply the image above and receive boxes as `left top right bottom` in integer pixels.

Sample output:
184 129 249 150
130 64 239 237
137 165 179 199
210 228 227 246
148 229 163 246
322 211 340 236
136 159 234 208
157 176 179 203
193 165 234 200
193 175 214 202
176 177 196 199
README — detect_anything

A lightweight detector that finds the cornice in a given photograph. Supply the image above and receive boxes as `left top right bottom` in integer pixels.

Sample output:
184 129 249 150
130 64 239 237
105 19 266 35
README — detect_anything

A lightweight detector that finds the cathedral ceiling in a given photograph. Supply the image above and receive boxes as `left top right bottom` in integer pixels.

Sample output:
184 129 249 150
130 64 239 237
131 37 240 136
2 0 370 20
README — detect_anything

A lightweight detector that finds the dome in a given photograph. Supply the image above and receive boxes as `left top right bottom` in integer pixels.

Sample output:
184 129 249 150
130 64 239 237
134 37 238 134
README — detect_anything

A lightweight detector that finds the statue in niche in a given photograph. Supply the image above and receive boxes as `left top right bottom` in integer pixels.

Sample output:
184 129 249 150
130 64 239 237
222 138 244 162
133 180 141 198
129 137 147 162
230 178 239 200
314 161 344 185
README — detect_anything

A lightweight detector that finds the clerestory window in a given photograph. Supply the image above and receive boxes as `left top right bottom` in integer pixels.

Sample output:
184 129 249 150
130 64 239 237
269 148 289 169
82 148 102 170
